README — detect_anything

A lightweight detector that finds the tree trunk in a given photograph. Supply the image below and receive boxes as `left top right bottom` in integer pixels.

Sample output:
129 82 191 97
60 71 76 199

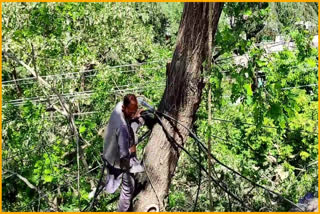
133 3 224 212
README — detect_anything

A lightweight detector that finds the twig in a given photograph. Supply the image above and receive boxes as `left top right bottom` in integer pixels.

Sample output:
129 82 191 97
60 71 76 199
193 140 202 211
20 164 102 210
206 3 214 210
307 160 318 168
4 170 39 192
111 78 125 97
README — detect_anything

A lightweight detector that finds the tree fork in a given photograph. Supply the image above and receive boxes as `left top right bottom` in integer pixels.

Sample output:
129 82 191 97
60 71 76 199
133 3 224 212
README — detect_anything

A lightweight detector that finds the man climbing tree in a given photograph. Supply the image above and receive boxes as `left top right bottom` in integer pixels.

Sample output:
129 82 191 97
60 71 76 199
102 94 145 211
2 2 318 212
133 2 224 212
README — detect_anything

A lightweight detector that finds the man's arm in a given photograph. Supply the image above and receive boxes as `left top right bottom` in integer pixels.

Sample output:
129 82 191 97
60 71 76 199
131 117 145 145
131 110 157 145
118 125 131 171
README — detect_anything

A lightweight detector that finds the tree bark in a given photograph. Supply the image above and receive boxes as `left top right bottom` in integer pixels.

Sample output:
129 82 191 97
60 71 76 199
133 3 224 212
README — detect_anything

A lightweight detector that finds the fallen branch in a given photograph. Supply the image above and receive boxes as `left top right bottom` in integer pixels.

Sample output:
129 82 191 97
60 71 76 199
3 50 83 209
4 169 39 192
3 51 69 115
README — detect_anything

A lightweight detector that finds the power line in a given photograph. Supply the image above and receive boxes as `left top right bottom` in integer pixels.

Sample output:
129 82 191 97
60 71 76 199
3 58 316 86
4 81 316 106
282 83 318 90
4 80 164 103
4 65 315 89
2 70 99 86
3 83 166 107
2 66 164 87
4 81 165 104
5 90 94 104
2 104 316 212
211 117 318 135
159 112 304 211
52 110 319 136
17 108 315 136
154 113 251 210
2 60 167 84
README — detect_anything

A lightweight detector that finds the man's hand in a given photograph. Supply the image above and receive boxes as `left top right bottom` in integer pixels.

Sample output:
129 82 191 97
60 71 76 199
120 157 130 171
129 145 136 154
133 108 144 119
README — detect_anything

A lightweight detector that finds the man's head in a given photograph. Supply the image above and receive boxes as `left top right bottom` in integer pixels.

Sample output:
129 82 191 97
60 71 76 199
122 94 138 120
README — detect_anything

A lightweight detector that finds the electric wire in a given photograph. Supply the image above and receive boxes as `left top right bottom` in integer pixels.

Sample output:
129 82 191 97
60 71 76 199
158 111 304 211
2 66 164 87
2 60 167 84
3 83 166 107
154 113 251 211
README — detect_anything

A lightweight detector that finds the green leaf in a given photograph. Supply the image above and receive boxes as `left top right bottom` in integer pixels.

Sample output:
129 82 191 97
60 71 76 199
79 125 86 133
306 58 316 67
279 116 286 129
246 96 253 105
88 122 96 129
44 169 52 174
244 83 253 96
43 175 53 183
244 9 252 16
256 59 267 67
269 103 281 119
300 151 310 160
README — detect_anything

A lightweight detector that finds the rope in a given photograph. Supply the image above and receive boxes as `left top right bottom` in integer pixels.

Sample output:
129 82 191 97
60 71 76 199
142 160 162 211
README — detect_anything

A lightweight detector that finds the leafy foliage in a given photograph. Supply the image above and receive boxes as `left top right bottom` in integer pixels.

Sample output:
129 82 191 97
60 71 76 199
2 2 318 212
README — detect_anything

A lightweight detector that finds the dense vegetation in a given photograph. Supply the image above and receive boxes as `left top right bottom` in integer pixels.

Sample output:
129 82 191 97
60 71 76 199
2 2 318 211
